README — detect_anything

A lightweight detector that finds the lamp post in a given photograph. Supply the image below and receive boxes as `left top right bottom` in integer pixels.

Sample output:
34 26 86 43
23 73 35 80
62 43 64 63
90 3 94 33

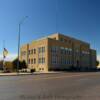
17 16 28 73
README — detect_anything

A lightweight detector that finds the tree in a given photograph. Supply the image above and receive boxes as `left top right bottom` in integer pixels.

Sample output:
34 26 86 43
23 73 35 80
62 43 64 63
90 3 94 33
0 60 3 70
5 61 13 71
96 60 99 67
0 60 13 72
21 60 27 69
12 58 19 70
12 58 27 70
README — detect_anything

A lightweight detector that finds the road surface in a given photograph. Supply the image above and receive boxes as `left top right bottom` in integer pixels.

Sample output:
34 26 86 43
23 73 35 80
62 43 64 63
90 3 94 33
0 72 100 100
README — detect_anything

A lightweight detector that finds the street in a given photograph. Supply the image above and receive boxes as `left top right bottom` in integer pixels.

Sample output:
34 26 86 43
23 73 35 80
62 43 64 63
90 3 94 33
0 72 100 100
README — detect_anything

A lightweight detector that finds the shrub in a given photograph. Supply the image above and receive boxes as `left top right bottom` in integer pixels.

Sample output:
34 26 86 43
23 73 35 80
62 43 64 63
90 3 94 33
30 69 35 73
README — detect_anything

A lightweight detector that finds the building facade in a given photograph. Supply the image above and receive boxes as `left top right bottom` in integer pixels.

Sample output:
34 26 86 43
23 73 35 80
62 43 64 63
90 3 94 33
20 33 97 72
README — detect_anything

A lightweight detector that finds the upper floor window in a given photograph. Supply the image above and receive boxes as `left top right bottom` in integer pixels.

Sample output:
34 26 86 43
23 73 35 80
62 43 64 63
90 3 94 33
28 50 30 55
60 47 65 54
33 49 36 54
38 47 45 53
38 48 41 53
42 47 45 53
31 49 33 54
60 38 64 42
69 40 71 44
21 51 26 56
51 46 58 53
82 51 90 55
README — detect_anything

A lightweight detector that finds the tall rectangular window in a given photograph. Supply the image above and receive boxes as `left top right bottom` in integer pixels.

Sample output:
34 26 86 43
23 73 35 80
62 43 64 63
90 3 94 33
42 47 45 53
31 50 33 54
33 49 36 54
34 58 36 64
28 59 30 64
38 47 45 53
38 57 45 64
31 59 33 64
28 50 30 55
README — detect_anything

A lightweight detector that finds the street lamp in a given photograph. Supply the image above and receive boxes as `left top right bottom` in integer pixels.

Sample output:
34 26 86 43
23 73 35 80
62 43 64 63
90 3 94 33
17 16 28 73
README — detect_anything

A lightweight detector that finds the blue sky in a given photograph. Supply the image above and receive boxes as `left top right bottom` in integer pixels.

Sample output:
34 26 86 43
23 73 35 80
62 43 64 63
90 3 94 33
0 0 100 61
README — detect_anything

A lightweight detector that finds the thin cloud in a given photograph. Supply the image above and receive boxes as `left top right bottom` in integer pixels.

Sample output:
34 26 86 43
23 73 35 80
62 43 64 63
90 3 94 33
0 53 17 61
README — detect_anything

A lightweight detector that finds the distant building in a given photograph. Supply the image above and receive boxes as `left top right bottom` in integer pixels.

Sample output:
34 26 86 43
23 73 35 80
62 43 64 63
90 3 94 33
20 33 97 72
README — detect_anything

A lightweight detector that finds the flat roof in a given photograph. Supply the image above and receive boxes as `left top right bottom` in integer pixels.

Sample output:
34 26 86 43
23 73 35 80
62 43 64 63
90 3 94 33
31 33 90 45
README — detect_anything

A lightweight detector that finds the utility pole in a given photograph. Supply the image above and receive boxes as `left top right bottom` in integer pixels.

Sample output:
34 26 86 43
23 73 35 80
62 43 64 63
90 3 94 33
17 16 28 73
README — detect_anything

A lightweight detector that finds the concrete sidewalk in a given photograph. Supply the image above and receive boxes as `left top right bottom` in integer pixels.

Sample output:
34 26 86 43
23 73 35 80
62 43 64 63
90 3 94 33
0 71 61 76
0 72 32 76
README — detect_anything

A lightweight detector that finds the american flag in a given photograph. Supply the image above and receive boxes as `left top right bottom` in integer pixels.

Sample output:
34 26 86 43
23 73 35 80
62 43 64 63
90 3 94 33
3 48 8 58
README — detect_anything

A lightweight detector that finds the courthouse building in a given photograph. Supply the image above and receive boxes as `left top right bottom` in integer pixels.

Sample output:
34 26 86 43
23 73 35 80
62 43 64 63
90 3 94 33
20 33 97 72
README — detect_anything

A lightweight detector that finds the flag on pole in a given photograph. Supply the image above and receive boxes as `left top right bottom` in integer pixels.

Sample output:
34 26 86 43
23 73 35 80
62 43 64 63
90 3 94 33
3 48 8 58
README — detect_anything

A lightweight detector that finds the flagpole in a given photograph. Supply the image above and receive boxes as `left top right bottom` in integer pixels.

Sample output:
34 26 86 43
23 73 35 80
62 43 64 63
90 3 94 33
17 23 20 73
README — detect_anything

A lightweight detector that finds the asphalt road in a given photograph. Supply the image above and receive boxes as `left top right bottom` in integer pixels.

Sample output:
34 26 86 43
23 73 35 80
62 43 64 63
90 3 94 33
0 72 100 100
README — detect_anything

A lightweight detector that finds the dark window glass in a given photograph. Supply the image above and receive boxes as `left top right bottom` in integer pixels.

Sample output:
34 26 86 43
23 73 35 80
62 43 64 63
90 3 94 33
34 49 36 54
34 58 36 64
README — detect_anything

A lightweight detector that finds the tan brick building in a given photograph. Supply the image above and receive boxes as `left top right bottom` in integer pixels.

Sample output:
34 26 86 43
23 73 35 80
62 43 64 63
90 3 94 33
20 33 97 72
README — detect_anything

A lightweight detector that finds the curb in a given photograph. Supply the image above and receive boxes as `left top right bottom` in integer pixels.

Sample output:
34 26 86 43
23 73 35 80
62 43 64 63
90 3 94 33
0 72 62 76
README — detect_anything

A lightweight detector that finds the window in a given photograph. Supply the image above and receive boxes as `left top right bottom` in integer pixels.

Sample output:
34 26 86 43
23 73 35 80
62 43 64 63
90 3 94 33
60 38 64 42
28 50 30 55
31 59 33 64
43 58 45 63
39 68 44 71
66 60 68 64
51 56 58 64
21 51 26 56
31 50 33 54
82 51 90 55
34 58 36 64
33 49 36 54
42 47 45 53
51 46 59 53
38 57 45 64
42 68 44 70
28 59 30 64
66 48 72 55
65 48 68 55
60 47 64 54
38 47 45 53
60 56 63 64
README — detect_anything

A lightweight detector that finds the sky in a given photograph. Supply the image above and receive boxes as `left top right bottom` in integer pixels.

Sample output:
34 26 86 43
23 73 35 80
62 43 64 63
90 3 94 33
0 0 100 61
